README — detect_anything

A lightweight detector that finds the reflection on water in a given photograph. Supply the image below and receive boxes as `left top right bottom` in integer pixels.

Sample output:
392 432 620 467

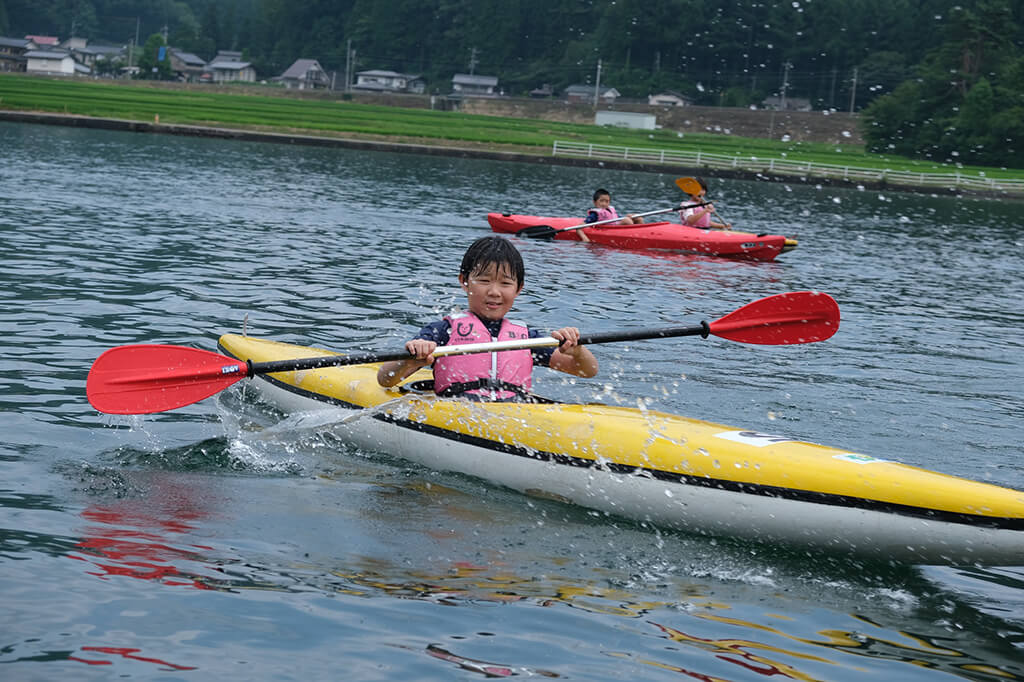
21 451 1022 679
62 489 1024 680
68 646 197 672
73 504 216 589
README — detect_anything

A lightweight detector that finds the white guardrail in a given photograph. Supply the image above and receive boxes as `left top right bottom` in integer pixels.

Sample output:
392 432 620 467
552 140 1024 195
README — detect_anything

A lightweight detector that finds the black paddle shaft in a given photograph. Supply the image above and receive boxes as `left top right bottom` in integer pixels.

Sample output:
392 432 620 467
580 322 709 346
249 350 420 376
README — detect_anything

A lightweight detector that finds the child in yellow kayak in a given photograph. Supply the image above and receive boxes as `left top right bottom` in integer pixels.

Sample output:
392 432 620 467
377 236 598 400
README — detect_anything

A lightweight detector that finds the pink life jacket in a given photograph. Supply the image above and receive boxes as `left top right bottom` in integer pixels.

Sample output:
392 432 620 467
432 312 533 400
681 204 711 227
587 206 619 223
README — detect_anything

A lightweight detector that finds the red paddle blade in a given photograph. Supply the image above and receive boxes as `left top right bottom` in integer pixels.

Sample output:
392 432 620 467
87 344 248 414
708 291 840 345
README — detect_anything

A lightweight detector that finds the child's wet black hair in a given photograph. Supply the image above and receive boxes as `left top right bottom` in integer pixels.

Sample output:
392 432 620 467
593 188 611 202
460 236 525 288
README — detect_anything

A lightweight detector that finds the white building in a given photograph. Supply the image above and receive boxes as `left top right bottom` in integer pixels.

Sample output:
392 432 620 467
25 49 77 76
595 110 657 130
648 91 691 107
354 69 424 93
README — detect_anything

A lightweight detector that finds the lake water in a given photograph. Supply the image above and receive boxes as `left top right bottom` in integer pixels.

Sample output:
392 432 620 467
2 120 1023 680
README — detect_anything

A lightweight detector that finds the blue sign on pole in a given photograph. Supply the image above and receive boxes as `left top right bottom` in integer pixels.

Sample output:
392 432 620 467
158 46 166 61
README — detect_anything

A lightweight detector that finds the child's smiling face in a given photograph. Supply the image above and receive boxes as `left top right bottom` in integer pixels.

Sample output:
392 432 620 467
593 194 611 209
460 262 522 321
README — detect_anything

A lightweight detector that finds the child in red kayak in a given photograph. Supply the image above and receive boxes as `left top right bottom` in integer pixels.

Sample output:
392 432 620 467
679 177 731 230
578 188 643 243
376 236 598 400
586 188 643 226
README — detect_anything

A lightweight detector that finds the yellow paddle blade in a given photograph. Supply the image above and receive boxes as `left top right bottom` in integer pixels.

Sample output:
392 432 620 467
675 177 702 195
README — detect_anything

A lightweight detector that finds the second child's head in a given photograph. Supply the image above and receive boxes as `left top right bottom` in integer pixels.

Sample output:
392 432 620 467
459 236 525 321
690 177 709 199
592 188 612 209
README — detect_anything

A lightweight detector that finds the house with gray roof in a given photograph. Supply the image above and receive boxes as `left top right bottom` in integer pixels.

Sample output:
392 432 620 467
279 59 330 90
68 43 122 69
0 37 34 72
451 73 499 97
204 50 255 83
170 49 206 82
648 91 692 107
565 84 620 104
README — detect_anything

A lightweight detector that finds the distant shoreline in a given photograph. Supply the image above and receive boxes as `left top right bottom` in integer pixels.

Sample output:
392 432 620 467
0 109 984 196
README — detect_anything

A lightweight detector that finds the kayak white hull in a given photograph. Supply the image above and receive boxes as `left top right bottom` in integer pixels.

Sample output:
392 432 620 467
249 370 1024 565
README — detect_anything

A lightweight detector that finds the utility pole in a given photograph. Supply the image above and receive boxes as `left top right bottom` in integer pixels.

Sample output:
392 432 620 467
126 16 139 69
594 59 602 106
849 67 858 114
780 61 791 111
345 39 351 92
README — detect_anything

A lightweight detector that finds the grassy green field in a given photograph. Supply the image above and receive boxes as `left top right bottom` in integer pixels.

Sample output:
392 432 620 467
2 74 1021 181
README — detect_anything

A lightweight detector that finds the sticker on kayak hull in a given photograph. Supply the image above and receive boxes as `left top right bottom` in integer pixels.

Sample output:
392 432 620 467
715 430 794 446
832 452 890 464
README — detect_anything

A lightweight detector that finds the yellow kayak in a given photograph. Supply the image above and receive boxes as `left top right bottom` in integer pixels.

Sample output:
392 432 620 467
218 333 1024 565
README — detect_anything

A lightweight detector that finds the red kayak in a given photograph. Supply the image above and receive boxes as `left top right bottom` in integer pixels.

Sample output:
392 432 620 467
488 213 797 262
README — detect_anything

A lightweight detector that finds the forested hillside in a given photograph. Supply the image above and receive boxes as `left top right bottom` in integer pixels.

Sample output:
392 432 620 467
4 0 1023 166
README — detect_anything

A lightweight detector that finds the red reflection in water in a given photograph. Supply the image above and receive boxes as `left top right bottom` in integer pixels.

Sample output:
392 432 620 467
68 646 196 671
69 478 217 589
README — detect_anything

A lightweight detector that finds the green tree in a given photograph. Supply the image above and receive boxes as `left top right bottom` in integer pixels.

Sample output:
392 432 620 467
862 0 1022 165
135 32 174 80
67 0 98 38
854 51 909 109
200 1 221 54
